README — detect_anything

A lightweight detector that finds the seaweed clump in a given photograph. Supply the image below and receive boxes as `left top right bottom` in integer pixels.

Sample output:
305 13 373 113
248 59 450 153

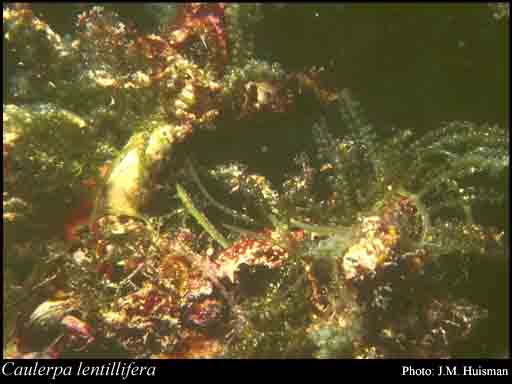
3 4 508 358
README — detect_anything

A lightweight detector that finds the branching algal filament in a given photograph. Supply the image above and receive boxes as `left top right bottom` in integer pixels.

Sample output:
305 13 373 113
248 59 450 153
176 182 230 249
